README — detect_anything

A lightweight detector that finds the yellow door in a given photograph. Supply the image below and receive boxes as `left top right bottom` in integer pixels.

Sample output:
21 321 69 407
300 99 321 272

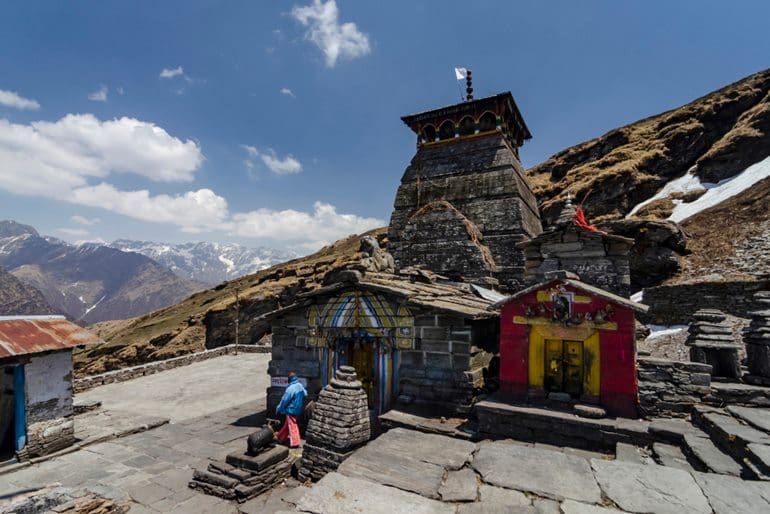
348 342 375 406
563 341 584 397
544 339 563 393
543 339 584 397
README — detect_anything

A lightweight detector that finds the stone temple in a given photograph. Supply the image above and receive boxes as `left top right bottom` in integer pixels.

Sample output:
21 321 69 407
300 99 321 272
388 92 542 292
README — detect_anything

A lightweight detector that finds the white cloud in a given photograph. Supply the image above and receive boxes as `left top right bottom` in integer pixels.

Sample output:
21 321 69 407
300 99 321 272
231 201 383 247
0 89 40 110
88 85 108 102
159 66 185 79
116 87 125 95
71 184 229 233
280 87 295 97
0 112 379 245
240 145 302 175
240 144 259 157
291 0 371 67
260 149 303 175
0 113 217 232
57 227 89 237
71 215 100 226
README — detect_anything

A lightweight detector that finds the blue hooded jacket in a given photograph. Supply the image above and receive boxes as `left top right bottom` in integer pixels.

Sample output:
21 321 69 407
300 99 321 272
276 375 307 417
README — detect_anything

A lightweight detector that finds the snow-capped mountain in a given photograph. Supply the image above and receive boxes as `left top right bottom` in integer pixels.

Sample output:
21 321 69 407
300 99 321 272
109 240 299 284
0 221 203 324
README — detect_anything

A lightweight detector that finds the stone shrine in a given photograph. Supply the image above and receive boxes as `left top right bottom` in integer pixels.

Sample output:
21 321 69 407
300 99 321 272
298 365 371 482
388 91 542 292
686 309 742 379
745 291 770 380
518 198 633 298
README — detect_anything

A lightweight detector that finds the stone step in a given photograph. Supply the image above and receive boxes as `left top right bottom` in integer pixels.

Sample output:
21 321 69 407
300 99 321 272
682 434 743 476
652 442 695 472
727 405 770 434
615 443 649 465
747 443 770 478
692 406 770 462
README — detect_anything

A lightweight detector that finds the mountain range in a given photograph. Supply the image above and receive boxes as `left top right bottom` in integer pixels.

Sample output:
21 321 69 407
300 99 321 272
109 240 298 285
0 221 204 324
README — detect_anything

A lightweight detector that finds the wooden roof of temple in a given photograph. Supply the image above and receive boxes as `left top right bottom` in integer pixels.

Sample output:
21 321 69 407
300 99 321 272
401 92 532 150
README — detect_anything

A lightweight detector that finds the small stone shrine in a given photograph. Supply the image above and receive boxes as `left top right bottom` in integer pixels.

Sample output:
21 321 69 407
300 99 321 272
685 309 742 379
745 291 770 381
518 198 634 298
493 271 648 418
298 365 371 482
189 432 293 502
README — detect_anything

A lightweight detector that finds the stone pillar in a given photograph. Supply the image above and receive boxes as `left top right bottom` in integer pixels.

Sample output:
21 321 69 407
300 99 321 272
298 365 371 482
745 292 770 379
685 309 742 379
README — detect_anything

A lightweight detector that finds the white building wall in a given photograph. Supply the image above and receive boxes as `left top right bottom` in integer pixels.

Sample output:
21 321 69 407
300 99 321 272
25 350 73 423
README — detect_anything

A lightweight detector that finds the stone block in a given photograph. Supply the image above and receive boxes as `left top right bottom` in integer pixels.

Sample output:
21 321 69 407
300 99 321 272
226 446 289 473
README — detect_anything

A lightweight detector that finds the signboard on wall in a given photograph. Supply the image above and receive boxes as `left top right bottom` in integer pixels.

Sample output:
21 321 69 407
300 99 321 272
270 376 308 388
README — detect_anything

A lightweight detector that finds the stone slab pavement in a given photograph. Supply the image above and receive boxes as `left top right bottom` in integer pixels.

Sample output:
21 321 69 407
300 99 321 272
0 353 273 513
77 353 271 422
282 427 770 514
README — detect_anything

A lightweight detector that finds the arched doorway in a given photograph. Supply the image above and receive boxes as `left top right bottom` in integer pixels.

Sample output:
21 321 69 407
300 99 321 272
308 291 413 414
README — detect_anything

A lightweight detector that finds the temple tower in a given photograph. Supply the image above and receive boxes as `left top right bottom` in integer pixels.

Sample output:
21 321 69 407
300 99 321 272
388 92 542 291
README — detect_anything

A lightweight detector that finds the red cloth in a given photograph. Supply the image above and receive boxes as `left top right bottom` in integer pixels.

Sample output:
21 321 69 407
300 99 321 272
276 415 301 447
573 207 607 234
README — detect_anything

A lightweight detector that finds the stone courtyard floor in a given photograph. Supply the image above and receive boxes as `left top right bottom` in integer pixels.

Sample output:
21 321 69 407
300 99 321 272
2 352 770 513
0 354 272 513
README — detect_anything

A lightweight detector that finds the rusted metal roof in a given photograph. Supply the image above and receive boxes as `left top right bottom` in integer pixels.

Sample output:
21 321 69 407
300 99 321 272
0 316 103 360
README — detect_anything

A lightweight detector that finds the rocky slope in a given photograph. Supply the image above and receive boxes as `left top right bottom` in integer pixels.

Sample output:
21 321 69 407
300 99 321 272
76 228 387 375
0 221 204 324
109 239 297 285
0 265 60 316
529 68 770 224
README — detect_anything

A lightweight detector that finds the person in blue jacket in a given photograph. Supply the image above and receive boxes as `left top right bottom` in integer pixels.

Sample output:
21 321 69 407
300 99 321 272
275 371 307 447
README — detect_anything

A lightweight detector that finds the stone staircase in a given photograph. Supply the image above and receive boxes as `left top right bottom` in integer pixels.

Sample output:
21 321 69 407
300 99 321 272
643 405 770 479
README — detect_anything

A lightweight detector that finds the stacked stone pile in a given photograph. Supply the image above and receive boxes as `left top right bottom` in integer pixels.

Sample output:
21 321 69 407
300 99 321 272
686 309 742 378
298 365 371 482
745 291 770 380
189 443 292 502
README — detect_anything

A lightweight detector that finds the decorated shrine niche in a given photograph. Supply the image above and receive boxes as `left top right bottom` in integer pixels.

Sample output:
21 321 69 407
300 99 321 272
494 273 648 418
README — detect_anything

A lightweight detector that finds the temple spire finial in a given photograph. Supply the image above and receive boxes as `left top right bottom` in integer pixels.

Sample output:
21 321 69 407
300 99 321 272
465 70 473 101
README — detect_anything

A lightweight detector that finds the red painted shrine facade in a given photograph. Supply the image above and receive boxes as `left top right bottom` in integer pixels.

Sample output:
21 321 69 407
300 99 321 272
494 276 648 418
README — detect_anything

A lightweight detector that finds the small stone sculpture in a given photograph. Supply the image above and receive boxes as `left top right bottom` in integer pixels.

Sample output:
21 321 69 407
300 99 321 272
686 309 742 378
745 292 770 379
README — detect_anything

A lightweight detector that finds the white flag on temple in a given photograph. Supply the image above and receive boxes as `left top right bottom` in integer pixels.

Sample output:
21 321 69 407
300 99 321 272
454 67 468 80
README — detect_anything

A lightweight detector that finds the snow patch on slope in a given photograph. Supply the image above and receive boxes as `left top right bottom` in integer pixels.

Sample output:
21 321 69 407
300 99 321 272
646 324 688 339
669 155 770 222
627 166 704 217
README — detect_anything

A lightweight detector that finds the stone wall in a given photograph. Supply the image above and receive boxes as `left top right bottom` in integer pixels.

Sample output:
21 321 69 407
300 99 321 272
388 135 542 292
520 225 633 298
22 350 75 458
398 313 496 413
74 344 270 393
642 278 770 324
637 357 712 417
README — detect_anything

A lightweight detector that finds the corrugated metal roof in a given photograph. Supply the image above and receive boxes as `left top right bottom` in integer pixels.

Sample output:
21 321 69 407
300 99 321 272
0 316 103 360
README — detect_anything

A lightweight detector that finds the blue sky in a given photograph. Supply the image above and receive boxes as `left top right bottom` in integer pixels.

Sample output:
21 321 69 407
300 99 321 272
1 1 768 252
